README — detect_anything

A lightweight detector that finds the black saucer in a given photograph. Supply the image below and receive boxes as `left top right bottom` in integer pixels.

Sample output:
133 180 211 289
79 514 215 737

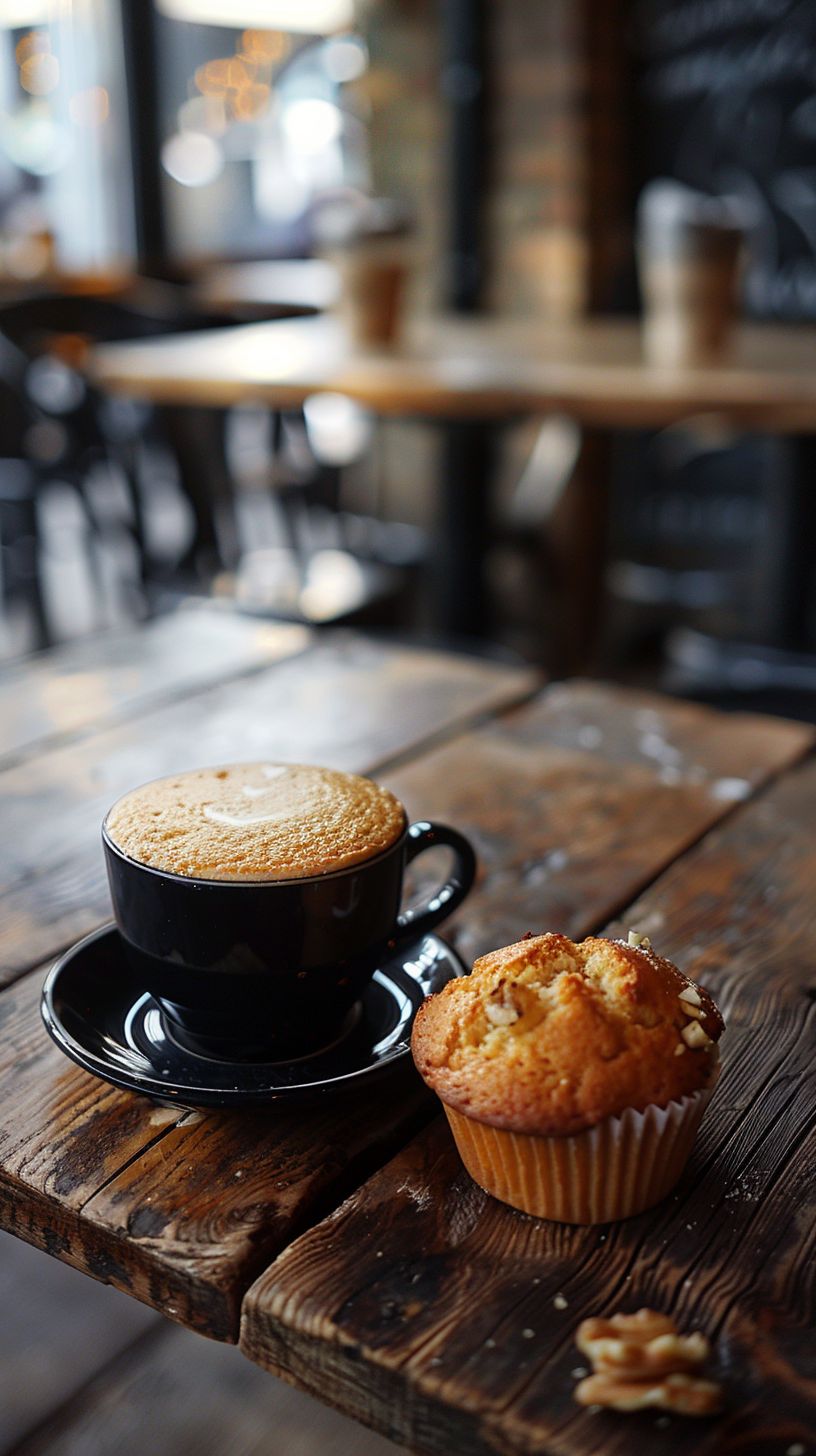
41 924 466 1108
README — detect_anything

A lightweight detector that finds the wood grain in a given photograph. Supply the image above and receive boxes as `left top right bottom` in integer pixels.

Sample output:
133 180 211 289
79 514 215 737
240 749 816 1455
0 637 533 1342
0 967 435 1343
0 681 810 1350
0 608 309 767
382 679 814 966
0 634 537 984
89 313 816 432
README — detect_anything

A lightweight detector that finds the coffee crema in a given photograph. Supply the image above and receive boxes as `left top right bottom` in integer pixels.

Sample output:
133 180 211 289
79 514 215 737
105 764 406 882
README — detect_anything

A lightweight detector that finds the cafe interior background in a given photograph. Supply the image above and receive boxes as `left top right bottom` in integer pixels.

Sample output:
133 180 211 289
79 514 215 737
1 0 816 1449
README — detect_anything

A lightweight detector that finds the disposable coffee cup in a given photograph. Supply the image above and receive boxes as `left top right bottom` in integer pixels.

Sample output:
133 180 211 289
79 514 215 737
316 195 412 347
103 764 475 1062
332 237 407 347
637 180 744 367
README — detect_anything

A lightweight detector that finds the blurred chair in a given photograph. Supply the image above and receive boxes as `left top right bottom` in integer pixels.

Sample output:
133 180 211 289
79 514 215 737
0 288 218 650
0 287 426 652
222 395 425 626
0 457 46 657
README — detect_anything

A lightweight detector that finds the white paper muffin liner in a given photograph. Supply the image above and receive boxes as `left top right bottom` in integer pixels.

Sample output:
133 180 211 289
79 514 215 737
443 1058 720 1224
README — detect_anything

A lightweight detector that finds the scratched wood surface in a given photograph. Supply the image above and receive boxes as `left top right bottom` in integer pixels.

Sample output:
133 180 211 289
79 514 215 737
0 607 310 768
381 680 814 967
0 965 434 1344
0 632 537 985
0 676 810 1350
240 749 816 1456
0 633 536 1344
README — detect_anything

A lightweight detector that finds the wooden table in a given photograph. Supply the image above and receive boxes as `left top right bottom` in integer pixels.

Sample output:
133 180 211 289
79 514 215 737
87 314 816 641
89 313 816 431
3 608 816 1453
190 260 341 321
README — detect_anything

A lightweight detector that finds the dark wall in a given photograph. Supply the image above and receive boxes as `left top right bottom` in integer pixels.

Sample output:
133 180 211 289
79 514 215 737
634 0 816 319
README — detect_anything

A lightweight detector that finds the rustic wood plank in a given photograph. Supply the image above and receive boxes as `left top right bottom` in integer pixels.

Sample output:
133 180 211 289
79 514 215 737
0 634 537 984
240 746 816 1455
10 1321 403 1456
381 679 815 967
0 607 310 767
0 635 534 1346
0 966 434 1344
0 682 810 1351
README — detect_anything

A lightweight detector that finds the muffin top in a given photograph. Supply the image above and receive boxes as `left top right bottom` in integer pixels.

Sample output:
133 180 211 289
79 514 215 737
411 932 724 1135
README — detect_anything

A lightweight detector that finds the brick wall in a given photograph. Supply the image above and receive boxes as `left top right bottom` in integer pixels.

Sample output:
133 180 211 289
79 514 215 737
357 0 629 319
486 0 588 318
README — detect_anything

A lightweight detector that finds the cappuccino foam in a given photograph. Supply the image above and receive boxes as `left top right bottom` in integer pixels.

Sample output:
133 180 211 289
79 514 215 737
105 764 406 881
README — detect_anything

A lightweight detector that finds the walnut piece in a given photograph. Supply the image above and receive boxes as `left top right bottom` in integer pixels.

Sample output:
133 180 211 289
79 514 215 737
576 1310 708 1374
626 930 651 949
680 1002 706 1020
682 1020 713 1049
575 1371 723 1415
574 1308 723 1417
679 986 702 1006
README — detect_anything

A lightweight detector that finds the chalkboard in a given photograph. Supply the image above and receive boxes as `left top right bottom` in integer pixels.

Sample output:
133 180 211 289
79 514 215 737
635 0 816 319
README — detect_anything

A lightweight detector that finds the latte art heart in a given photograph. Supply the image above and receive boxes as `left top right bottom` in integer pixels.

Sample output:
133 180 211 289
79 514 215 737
204 781 327 828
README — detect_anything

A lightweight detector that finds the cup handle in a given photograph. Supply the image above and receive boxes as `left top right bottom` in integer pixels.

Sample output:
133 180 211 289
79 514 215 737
394 821 477 945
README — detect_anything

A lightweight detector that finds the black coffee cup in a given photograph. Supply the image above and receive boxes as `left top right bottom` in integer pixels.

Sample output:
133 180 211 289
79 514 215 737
103 817 475 1062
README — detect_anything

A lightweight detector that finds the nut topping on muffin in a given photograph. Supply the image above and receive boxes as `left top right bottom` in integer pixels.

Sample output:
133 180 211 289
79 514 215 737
411 932 724 1137
679 986 702 1006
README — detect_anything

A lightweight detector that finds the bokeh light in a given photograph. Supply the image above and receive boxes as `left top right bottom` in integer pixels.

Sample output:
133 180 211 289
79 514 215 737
5 232 49 277
303 392 373 465
161 130 224 187
68 87 109 127
192 39 276 125
323 36 367 83
178 94 226 136
20 50 58 95
239 30 288 64
195 57 255 95
232 82 270 122
282 98 342 154
1 105 71 174
15 30 48 64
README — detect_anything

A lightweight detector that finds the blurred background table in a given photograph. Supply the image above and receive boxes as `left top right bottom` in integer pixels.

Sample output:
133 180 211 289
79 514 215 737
89 315 816 428
190 260 341 322
87 315 816 645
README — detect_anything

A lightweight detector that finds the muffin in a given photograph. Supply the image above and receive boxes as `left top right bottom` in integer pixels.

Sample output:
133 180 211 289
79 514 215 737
411 932 724 1223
